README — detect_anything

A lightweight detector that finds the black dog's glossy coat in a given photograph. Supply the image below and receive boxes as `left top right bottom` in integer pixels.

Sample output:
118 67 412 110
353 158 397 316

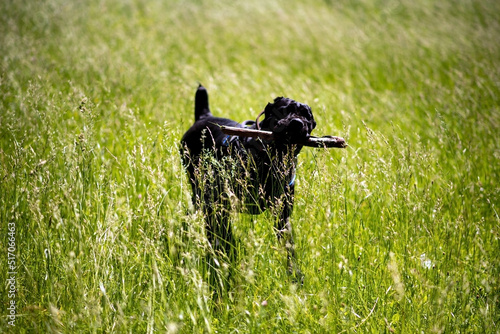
180 85 316 280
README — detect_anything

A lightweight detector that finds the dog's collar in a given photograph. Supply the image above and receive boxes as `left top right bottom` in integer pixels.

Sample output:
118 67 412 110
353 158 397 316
221 134 234 147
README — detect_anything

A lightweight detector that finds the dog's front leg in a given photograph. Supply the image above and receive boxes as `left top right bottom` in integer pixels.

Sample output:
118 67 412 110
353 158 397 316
203 199 235 298
276 185 304 283
203 200 234 260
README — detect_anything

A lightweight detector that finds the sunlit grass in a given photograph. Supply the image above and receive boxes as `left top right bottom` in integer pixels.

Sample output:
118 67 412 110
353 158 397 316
1 0 499 332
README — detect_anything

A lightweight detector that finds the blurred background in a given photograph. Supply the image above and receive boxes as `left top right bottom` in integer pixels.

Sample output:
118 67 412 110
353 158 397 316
1 0 499 332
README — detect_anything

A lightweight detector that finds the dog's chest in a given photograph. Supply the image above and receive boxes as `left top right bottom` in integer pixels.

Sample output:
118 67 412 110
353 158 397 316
222 139 297 212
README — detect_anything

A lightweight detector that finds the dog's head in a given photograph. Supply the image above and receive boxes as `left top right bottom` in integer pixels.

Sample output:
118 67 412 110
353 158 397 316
259 97 316 144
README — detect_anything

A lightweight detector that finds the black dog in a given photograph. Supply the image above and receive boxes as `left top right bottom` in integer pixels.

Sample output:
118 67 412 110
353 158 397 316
180 85 316 282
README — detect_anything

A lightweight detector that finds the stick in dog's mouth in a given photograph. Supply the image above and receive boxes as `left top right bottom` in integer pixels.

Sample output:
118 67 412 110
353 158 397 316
219 124 347 148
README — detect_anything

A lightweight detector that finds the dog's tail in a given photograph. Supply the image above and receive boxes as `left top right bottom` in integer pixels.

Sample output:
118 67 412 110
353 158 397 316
195 84 211 121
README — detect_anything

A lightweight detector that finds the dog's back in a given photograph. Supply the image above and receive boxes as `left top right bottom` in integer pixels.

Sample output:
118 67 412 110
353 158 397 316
181 85 241 162
180 85 243 203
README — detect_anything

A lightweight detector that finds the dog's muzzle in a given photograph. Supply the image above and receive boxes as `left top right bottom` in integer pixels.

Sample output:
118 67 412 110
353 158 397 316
273 116 311 143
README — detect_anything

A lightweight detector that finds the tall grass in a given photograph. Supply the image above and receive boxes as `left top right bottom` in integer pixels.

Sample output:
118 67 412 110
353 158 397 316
1 0 499 332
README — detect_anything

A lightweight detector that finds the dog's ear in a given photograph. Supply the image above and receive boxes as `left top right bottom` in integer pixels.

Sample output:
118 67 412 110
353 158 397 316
297 103 316 131
260 99 285 130
265 97 290 119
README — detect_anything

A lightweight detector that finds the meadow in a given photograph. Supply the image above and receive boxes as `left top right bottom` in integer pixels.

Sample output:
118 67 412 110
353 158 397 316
1 0 499 332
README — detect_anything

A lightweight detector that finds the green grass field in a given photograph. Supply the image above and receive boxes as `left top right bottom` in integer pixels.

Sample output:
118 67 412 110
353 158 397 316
1 0 499 332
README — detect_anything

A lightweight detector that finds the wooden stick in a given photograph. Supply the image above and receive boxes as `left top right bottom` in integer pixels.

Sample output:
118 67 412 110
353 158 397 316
306 135 347 148
219 125 347 148
220 125 274 141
